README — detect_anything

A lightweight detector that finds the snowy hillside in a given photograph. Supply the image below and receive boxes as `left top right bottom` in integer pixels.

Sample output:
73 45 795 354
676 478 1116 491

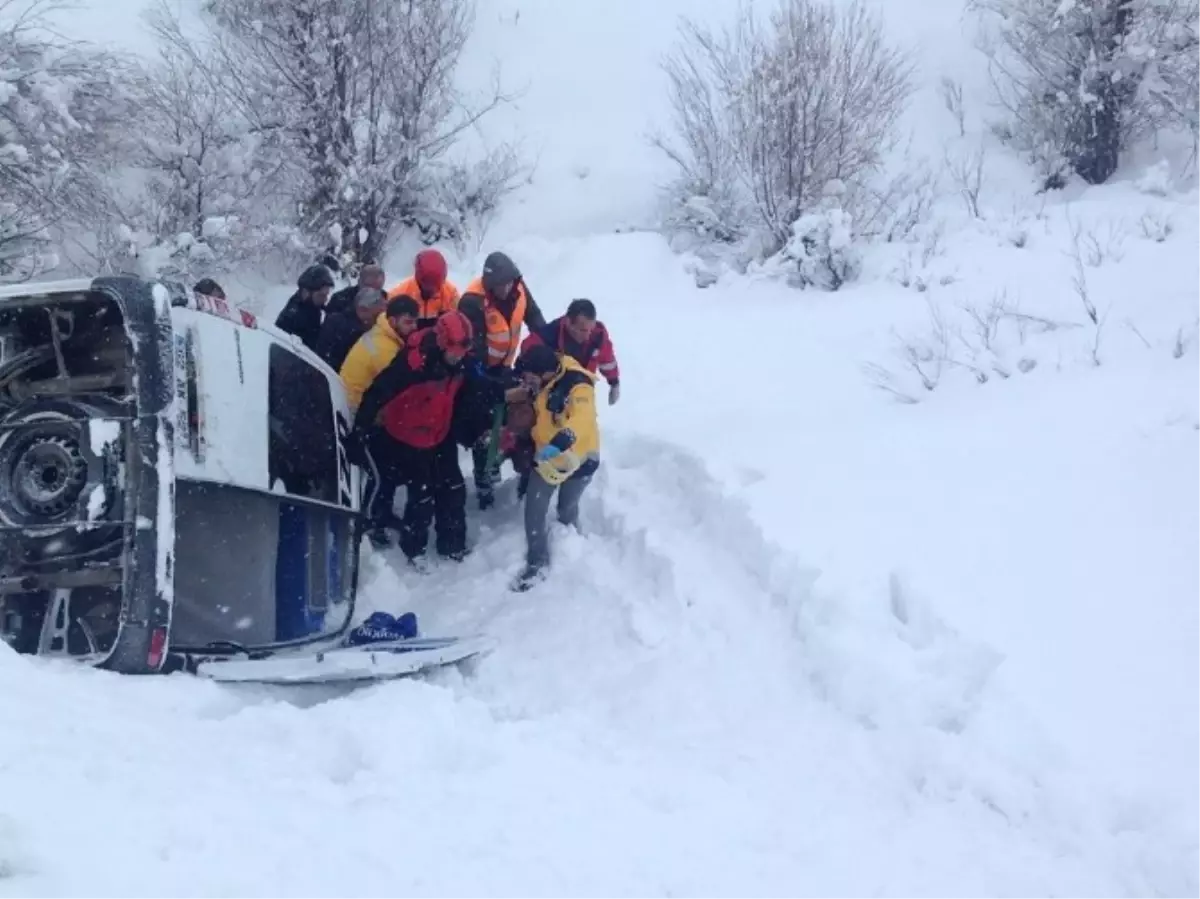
2 0 1198 896
3 216 1196 896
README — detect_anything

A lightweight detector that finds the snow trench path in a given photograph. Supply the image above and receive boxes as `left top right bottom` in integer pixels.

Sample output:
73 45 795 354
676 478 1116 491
356 433 1196 898
1 435 1194 897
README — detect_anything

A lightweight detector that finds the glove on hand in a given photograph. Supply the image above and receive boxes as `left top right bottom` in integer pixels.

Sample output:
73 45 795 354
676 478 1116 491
536 429 576 461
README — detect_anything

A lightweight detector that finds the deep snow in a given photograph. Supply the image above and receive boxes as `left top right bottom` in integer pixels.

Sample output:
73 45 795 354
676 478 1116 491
3 0 1198 895
3 212 1196 895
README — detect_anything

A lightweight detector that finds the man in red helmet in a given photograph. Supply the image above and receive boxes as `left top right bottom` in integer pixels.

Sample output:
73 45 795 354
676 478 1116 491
386 249 460 327
348 311 480 565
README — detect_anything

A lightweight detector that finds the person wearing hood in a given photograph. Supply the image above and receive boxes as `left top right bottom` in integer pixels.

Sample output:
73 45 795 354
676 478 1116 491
508 344 600 592
458 251 546 371
458 251 547 509
386 249 460 327
315 285 388 372
275 264 336 351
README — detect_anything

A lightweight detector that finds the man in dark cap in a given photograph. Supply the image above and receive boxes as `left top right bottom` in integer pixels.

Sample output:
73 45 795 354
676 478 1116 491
275 264 335 351
457 251 547 509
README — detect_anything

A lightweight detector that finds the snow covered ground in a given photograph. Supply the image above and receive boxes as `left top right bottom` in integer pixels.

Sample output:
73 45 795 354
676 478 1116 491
3 0 1198 895
3 196 1196 896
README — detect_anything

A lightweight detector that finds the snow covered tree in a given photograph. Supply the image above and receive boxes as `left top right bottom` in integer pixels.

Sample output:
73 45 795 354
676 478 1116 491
652 21 747 246
99 3 294 281
0 0 137 280
197 0 521 267
655 0 914 254
973 0 1199 187
1125 0 1199 155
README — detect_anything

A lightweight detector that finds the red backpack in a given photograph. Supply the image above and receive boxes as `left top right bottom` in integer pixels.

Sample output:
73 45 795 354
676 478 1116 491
379 331 464 449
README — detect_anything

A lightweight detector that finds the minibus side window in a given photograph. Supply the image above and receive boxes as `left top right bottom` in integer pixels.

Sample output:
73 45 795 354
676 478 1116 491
266 344 338 503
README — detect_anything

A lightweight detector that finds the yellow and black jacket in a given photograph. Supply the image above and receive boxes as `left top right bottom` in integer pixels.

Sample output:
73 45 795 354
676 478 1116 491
530 356 600 485
339 312 405 411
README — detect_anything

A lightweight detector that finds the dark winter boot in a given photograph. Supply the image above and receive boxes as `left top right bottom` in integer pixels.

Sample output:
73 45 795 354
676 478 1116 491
472 438 500 510
405 553 431 574
366 528 392 549
509 564 547 593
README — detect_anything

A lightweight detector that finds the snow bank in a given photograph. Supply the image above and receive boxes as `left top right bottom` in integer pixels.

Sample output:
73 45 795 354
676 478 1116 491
361 425 1192 897
500 211 1198 834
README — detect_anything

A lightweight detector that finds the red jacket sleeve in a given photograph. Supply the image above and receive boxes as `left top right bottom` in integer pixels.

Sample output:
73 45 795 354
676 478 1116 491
594 324 619 384
520 329 545 355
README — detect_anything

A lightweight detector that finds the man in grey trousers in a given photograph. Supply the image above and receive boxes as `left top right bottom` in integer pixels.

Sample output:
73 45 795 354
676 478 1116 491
509 345 601 592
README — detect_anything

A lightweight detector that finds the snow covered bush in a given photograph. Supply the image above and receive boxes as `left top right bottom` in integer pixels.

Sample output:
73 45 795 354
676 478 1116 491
0 0 137 281
194 0 523 267
657 180 747 248
1136 158 1174 194
654 0 915 258
853 158 942 244
772 181 862 290
864 294 1048 403
971 0 1200 188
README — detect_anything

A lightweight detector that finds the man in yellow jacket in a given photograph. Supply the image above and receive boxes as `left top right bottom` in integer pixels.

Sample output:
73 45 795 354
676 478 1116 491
338 295 419 546
509 344 600 592
339 295 419 412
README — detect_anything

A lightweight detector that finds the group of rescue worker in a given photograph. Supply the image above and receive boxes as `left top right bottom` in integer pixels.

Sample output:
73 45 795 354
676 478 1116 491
264 249 621 592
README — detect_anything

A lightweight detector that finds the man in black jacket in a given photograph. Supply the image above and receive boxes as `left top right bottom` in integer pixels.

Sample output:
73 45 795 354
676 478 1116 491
315 286 388 372
275 264 335 351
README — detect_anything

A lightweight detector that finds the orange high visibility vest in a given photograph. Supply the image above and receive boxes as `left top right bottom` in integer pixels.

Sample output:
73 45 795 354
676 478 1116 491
464 277 528 367
385 277 460 319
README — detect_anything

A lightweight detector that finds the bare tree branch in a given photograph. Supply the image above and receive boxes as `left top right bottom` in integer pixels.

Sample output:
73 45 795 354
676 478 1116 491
197 0 525 262
654 0 914 253
1 0 139 280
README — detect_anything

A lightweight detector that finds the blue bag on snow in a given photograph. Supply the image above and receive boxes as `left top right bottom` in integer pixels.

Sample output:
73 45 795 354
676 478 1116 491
346 611 419 646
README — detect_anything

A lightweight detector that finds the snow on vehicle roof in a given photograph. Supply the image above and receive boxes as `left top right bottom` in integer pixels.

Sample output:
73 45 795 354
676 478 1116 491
0 275 334 375
0 278 95 300
184 289 335 372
